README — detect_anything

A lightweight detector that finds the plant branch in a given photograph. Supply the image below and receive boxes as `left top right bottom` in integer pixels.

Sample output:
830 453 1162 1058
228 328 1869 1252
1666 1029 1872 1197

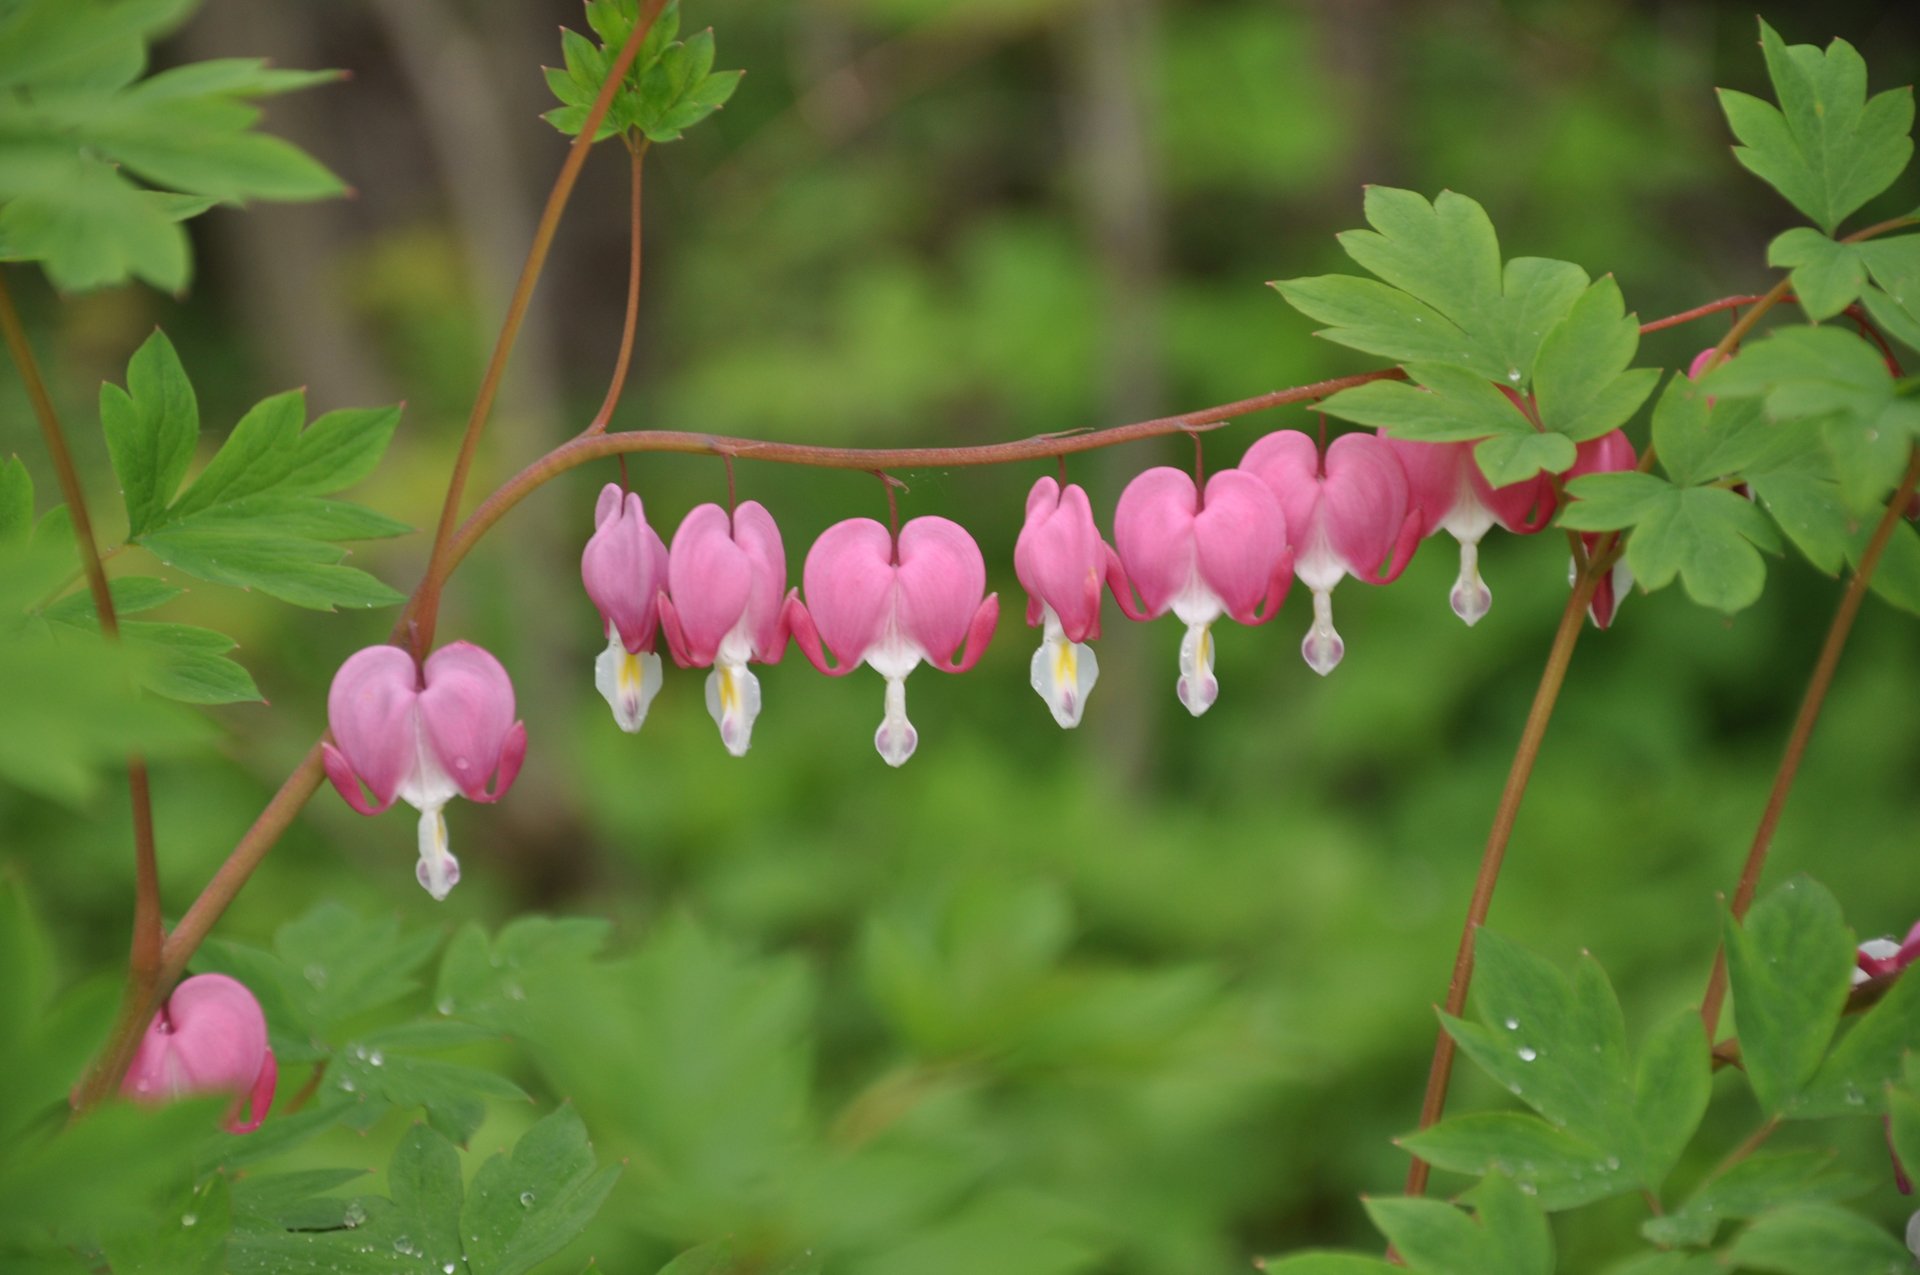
586 137 648 436
407 0 670 658
1403 561 1605 1198
1699 443 1920 1038
5 270 167 1110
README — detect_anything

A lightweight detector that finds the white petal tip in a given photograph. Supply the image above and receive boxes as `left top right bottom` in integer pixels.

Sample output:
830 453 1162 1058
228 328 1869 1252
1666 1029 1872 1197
875 721 918 766
1450 581 1492 626
596 643 662 733
1030 630 1097 729
1176 675 1217 716
416 850 460 901
1302 634 1345 677
706 665 761 758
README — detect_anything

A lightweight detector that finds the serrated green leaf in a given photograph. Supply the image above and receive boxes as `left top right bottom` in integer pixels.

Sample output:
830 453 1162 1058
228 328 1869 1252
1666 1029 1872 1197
1860 518 1920 614
0 457 36 543
229 1168 370 1225
1532 275 1656 443
1749 470 1851 574
1860 284 1920 355
1723 876 1854 1116
1321 363 1524 444
1890 1086 1920 1183
1769 228 1867 321
1364 1175 1550 1275
1399 1113 1631 1211
139 526 403 610
162 388 303 522
1620 484 1780 612
1473 432 1577 488
1560 471 1679 531
1442 932 1639 1164
281 404 402 494
1719 20 1915 235
436 916 614 1033
1284 188 1588 386
43 575 181 623
1727 1203 1911 1275
1631 1007 1710 1186
1793 959 1920 1117
687 69 742 111
463 1107 620 1275
100 330 199 535
1647 1149 1867 1249
1256 1257 1399 1275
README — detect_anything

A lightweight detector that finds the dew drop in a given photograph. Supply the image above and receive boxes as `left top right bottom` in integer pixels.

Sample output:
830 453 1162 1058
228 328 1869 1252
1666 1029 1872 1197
1518 1181 1538 1196
436 997 455 1016
304 963 328 988
1517 1046 1538 1062
181 1213 198 1227
1604 1155 1621 1171
1506 368 1521 382
519 1191 536 1208
1503 1017 1519 1031
369 1049 385 1067
339 1077 357 1094
343 1201 367 1229
444 1265 458 1274
393 1236 414 1256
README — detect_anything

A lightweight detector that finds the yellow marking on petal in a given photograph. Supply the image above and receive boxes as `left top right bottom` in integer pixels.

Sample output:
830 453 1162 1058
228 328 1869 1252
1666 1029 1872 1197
1053 640 1076 688
718 666 740 714
616 651 642 696
1197 624 1213 669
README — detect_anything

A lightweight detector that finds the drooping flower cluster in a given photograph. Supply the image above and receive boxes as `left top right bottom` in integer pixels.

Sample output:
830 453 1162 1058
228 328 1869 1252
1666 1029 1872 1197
122 973 277 1134
319 418 1634 898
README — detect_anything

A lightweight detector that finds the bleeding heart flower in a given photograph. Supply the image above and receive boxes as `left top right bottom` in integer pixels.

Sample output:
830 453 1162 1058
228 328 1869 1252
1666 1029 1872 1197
1112 467 1291 715
122 973 277 1133
657 501 791 756
1013 477 1130 727
1381 434 1557 625
1565 429 1638 629
581 483 671 733
1240 430 1421 675
323 642 527 899
786 516 999 766
1855 919 1920 984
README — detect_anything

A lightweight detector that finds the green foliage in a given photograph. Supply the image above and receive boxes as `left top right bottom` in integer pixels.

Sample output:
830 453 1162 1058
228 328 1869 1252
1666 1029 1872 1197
1642 1152 1868 1248
1280 187 1654 485
228 1110 618 1275
544 0 743 144
0 0 343 292
1724 1203 1913 1275
1721 877 1852 1117
101 330 407 611
1717 20 1913 236
1361 1176 1552 1275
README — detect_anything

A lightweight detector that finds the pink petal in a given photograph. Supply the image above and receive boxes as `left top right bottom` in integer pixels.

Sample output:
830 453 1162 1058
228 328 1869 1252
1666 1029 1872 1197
1321 432 1413 582
665 503 755 666
1477 468 1558 533
1240 430 1322 549
1380 435 1463 539
1570 429 1637 479
1113 468 1200 618
895 516 989 663
325 645 419 813
418 642 521 803
581 484 669 654
1014 478 1107 642
801 518 898 664
1687 348 1722 380
124 973 275 1129
732 501 790 661
1193 470 1288 623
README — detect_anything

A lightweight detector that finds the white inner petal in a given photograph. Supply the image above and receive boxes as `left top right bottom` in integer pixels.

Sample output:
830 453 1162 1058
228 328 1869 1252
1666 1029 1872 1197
1176 621 1218 717
1029 607 1098 729
874 674 918 766
395 710 459 812
706 659 762 757
1301 587 1345 676
1450 540 1492 627
594 627 663 733
415 806 461 901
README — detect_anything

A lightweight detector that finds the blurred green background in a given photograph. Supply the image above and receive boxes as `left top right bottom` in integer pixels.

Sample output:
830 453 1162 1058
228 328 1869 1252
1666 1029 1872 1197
4 0 1920 1270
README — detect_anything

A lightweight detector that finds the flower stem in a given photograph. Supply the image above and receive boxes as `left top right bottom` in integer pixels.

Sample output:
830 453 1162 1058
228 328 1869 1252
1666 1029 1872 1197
3 270 168 1109
1699 444 1920 1038
407 0 671 659
586 136 649 436
1404 562 1604 1197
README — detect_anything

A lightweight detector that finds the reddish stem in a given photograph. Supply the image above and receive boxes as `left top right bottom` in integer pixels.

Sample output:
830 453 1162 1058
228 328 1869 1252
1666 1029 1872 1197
586 137 649 436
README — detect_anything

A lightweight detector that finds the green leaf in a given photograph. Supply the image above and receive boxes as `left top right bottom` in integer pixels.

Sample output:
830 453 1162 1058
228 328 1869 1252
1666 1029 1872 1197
0 160 194 292
1256 1258 1400 1275
1602 1255 1722 1275
1749 469 1851 575
1531 274 1657 443
1793 958 1920 1117
1722 876 1854 1116
1889 1085 1920 1182
1769 228 1867 321
1726 1203 1912 1275
1440 932 1639 1164
1363 1176 1551 1275
0 457 36 543
1282 188 1587 385
99 330 199 536
1861 519 1920 614
1321 363 1526 445
163 389 304 522
1399 1113 1631 1211
436 916 614 1033
1563 471 1780 612
656 1242 738 1275
42 575 181 622
281 405 402 494
139 526 403 610
1648 374 1784 487
331 1046 528 1145
1856 236 1920 353
1630 1007 1710 1186
1717 20 1915 235
1472 432 1578 488
1645 1150 1868 1248
462 1106 621 1275
1860 284 1920 355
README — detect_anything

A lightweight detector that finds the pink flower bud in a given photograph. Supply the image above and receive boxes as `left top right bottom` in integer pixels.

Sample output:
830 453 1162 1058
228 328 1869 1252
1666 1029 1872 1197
1240 431 1420 675
1380 434 1556 625
323 642 527 899
1112 467 1290 715
657 501 791 756
581 483 671 733
1566 430 1638 629
786 516 998 766
123 974 277 1134
1013 477 1130 727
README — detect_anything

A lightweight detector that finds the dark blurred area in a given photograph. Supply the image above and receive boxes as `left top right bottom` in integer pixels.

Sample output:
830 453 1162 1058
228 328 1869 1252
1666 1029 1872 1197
4 1 1920 1271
